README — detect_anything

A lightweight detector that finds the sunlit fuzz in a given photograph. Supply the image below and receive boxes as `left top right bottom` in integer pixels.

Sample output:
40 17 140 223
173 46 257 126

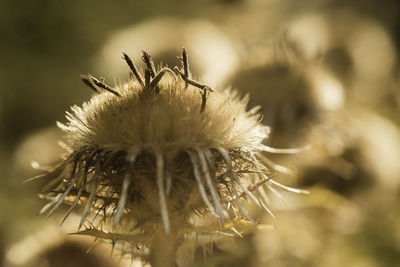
33 49 306 253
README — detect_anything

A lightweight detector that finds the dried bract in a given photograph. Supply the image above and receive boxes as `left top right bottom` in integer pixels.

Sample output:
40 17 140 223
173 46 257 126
34 49 305 259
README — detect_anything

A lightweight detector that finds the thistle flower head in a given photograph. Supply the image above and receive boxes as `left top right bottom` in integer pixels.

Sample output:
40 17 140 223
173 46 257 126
35 49 305 255
61 70 268 154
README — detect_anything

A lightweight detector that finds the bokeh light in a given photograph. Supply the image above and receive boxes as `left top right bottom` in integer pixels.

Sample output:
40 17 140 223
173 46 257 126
1 0 400 266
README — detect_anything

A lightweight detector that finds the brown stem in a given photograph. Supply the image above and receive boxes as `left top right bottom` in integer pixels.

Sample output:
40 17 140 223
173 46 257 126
150 230 180 267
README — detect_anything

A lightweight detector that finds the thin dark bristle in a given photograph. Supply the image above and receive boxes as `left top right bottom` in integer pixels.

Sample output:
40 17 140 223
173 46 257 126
61 151 98 226
181 48 189 79
60 177 85 226
144 69 151 90
79 161 101 229
149 68 176 92
141 50 156 78
80 75 99 93
42 152 86 216
177 49 189 88
90 76 121 97
173 67 213 92
200 89 208 113
215 148 254 222
93 191 115 222
172 65 214 113
122 52 145 88
44 171 80 219
223 174 271 203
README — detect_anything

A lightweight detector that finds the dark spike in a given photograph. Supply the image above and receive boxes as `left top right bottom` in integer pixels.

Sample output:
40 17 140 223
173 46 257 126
141 50 156 78
215 148 254 222
173 67 214 92
40 149 87 211
90 76 121 97
177 48 190 88
60 150 98 226
59 177 85 226
122 52 145 88
178 48 190 89
200 89 208 113
181 48 189 78
79 160 101 229
80 75 99 93
43 159 83 219
149 68 176 93
144 70 151 90
173 53 214 113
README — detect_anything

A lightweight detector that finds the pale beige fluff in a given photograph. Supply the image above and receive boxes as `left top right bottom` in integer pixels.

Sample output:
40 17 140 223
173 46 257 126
59 76 269 152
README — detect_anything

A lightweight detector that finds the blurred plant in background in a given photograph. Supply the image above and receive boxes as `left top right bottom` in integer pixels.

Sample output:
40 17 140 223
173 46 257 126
1 0 400 266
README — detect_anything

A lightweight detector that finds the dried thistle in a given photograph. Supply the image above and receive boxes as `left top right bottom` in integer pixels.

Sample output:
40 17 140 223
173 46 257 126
32 49 306 265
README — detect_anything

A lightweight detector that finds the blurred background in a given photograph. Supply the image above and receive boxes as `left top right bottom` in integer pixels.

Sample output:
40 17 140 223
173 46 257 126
1 0 399 266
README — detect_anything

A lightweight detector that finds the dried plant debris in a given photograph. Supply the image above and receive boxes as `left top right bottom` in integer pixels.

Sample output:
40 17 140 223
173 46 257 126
31 49 307 262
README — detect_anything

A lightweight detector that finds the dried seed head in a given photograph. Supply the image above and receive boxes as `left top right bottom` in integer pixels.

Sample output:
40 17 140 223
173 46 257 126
227 48 317 148
35 49 305 254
